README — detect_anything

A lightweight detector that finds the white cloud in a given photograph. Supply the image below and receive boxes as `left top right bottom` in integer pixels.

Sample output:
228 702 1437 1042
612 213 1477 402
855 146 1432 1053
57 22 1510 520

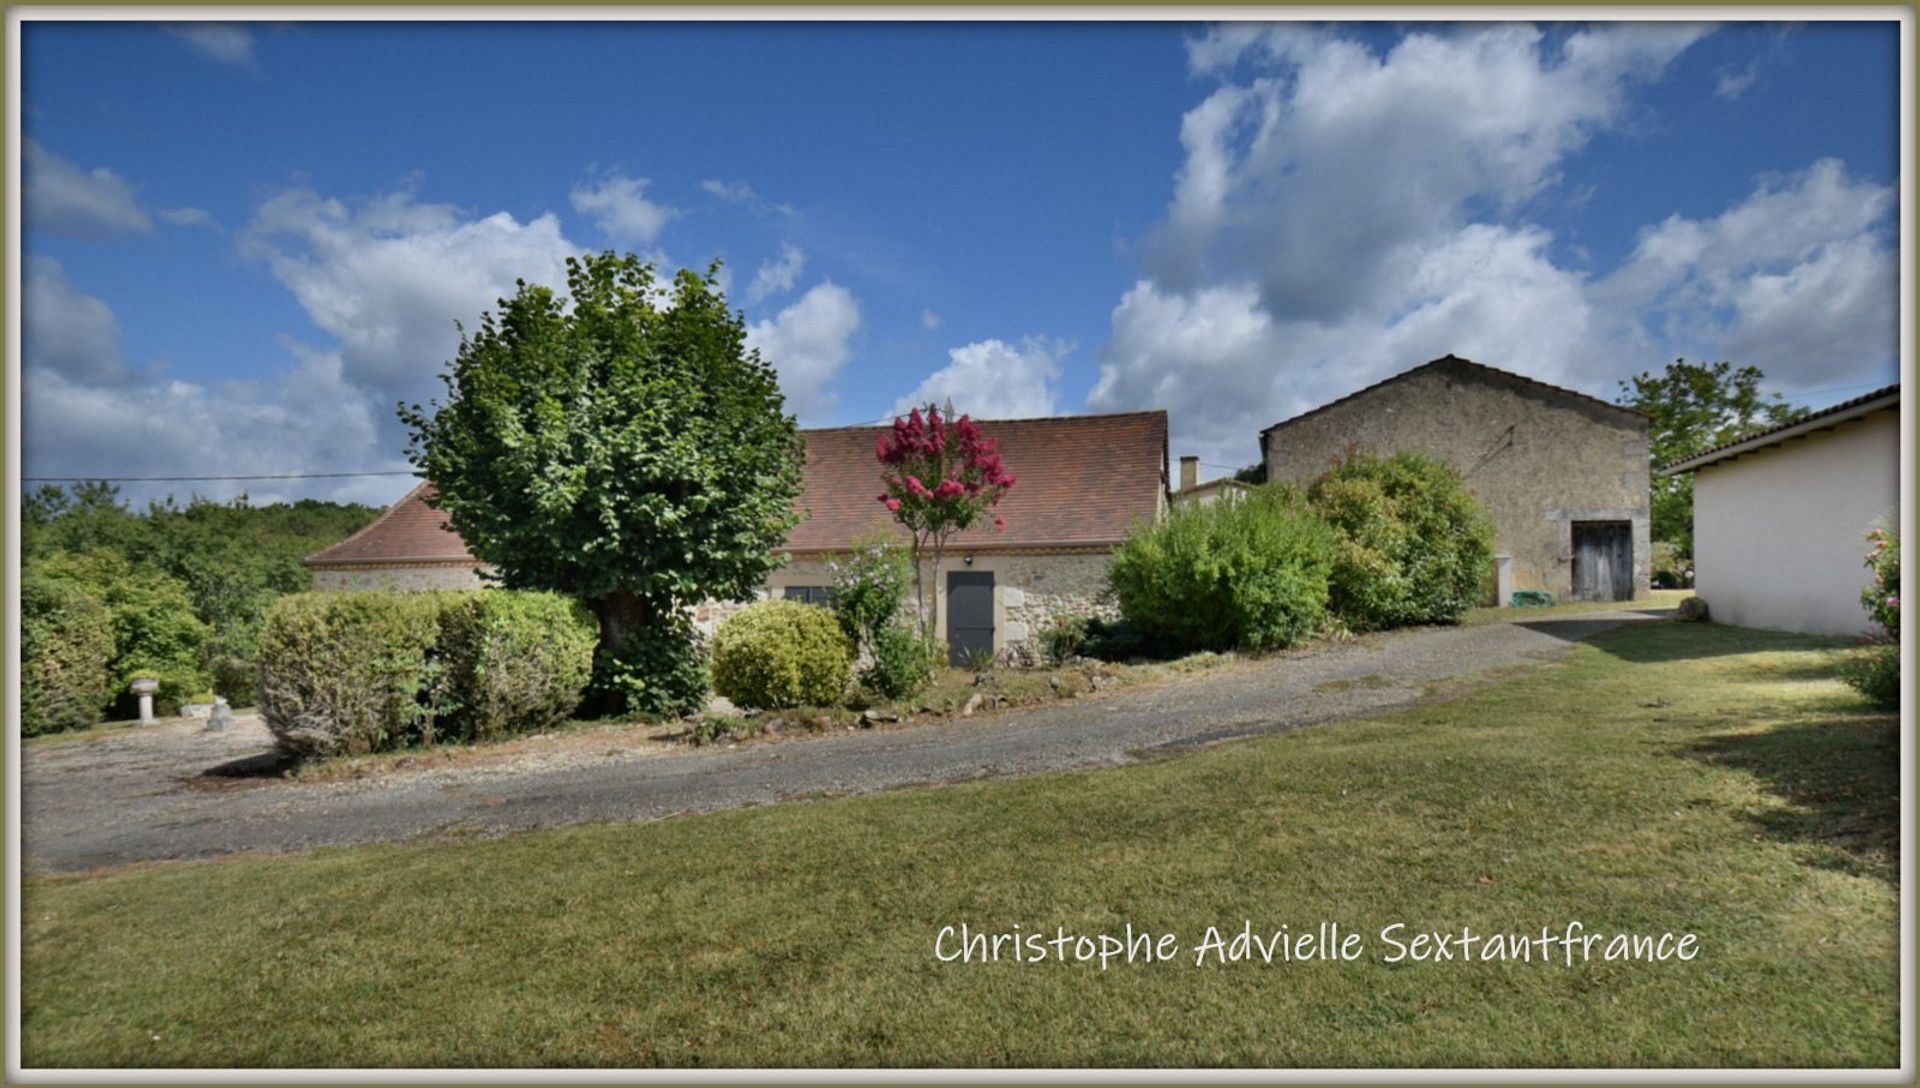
23 141 152 238
569 169 677 245
745 282 861 424
23 257 132 385
701 178 794 216
920 308 942 331
747 242 806 303
158 206 216 228
1715 59 1760 100
1593 159 1898 390
22 350 403 507
892 337 1069 421
1087 24 1898 469
240 185 580 400
166 24 259 69
1153 23 1706 319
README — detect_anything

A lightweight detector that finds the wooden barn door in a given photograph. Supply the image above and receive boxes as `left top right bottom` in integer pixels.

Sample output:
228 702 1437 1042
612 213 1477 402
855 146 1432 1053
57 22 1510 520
1571 521 1633 602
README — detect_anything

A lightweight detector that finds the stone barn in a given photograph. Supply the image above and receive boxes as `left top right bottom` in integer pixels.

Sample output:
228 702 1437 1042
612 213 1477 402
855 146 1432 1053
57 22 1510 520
1260 355 1651 603
306 410 1171 662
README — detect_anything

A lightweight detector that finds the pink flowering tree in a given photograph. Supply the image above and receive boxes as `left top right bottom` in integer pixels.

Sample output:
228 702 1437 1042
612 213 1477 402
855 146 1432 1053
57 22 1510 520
875 405 1017 641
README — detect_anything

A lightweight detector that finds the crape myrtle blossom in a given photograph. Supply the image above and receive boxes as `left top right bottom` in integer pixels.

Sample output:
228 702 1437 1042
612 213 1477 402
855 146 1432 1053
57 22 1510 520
874 405 1017 640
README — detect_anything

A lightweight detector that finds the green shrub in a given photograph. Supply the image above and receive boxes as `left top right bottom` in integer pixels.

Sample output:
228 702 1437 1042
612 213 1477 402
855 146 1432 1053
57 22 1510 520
32 551 212 715
1107 485 1336 653
21 574 115 736
711 599 854 710
830 537 912 657
593 613 710 720
256 592 449 757
1307 448 1496 631
1650 541 1692 590
1843 524 1900 709
259 590 604 755
437 592 597 742
861 623 936 702
1038 614 1088 666
1840 645 1898 709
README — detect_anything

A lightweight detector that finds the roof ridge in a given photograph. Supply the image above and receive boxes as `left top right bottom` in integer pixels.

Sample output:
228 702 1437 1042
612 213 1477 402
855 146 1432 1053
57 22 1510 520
1260 355 1645 436
806 408 1168 434
1660 383 1900 474
303 479 433 566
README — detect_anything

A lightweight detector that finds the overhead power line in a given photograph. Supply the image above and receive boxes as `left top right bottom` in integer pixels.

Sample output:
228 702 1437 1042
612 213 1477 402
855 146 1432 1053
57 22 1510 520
23 471 418 483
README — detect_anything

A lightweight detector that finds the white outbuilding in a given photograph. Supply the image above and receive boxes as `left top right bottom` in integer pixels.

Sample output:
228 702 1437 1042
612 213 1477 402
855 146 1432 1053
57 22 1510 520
1662 385 1901 637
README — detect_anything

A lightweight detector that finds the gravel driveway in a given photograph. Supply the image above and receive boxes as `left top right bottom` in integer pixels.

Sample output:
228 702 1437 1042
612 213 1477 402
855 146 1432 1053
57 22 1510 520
22 608 1667 873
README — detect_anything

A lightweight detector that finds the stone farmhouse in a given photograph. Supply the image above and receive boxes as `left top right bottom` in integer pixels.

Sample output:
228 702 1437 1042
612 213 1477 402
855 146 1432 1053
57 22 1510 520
306 410 1170 663
1261 355 1652 603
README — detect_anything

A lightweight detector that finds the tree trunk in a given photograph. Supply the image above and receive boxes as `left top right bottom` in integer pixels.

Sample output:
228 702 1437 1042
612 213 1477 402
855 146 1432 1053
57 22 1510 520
590 589 655 657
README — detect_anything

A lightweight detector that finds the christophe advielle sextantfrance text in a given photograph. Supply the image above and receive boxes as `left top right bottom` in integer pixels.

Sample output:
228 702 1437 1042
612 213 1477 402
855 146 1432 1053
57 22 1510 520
933 921 1701 970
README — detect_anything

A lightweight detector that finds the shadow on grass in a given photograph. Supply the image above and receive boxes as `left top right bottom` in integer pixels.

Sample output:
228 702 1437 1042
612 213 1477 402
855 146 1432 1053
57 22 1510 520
1518 617 1853 663
1686 714 1900 883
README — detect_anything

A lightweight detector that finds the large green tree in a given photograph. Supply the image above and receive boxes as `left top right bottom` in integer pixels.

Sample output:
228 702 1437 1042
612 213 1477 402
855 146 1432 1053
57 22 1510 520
399 252 806 717
1617 359 1804 558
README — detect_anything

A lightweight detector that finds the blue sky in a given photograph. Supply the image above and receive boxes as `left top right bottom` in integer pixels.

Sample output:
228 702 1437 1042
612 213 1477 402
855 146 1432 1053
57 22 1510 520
19 19 1904 506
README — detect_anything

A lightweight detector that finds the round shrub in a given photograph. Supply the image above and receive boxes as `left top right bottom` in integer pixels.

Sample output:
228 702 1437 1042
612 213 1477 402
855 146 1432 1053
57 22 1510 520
861 622 935 701
1307 448 1496 631
438 591 597 742
1107 486 1337 653
21 573 115 736
257 592 447 757
711 599 853 710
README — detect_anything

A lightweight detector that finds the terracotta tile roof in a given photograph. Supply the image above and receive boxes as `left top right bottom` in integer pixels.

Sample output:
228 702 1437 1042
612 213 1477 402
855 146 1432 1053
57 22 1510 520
304 482 478 567
1659 384 1900 475
790 410 1169 552
305 410 1170 567
1260 354 1646 438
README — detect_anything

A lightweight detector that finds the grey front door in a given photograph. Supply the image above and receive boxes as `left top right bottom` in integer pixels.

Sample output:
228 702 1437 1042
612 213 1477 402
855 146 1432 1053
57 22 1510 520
1571 521 1633 602
946 571 995 666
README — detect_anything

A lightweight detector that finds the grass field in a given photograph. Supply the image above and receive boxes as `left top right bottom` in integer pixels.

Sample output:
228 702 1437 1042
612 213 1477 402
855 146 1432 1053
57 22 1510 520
21 619 1900 1068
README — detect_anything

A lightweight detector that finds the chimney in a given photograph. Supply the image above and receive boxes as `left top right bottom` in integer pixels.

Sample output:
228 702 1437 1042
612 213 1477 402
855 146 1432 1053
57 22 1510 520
1179 455 1199 491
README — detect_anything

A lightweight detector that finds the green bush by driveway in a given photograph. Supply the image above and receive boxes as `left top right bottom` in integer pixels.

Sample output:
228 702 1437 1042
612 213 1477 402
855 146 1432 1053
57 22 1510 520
1308 448 1496 631
20 574 116 737
257 590 596 757
1107 485 1336 653
711 599 854 710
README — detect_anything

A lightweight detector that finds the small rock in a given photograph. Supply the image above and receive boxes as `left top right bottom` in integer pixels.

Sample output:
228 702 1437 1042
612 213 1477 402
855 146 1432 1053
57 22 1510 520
960 693 984 717
1675 597 1710 623
814 715 835 730
859 708 901 726
763 717 787 735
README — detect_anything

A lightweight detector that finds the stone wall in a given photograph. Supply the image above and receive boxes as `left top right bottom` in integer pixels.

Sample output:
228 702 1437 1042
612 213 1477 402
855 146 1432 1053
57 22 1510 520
694 549 1117 656
310 564 489 591
1263 364 1651 601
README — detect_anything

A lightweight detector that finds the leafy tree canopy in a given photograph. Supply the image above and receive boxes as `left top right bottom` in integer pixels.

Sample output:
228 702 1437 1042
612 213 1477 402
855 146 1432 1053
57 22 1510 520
1617 359 1804 558
399 252 807 715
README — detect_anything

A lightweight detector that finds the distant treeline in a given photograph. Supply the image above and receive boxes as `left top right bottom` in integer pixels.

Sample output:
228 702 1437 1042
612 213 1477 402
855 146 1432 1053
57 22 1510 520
22 483 382 731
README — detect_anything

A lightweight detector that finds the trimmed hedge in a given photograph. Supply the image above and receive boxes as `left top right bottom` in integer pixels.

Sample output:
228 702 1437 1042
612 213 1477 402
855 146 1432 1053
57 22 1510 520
1307 449 1496 631
257 590 596 758
711 599 854 710
1107 486 1337 653
439 592 598 743
21 574 115 737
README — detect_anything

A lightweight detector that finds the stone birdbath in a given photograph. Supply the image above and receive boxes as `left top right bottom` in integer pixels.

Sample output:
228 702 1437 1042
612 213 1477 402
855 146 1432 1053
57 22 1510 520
129 677 159 725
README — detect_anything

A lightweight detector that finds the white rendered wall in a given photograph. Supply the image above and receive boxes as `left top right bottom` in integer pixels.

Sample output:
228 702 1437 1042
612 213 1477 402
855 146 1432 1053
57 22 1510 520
1692 409 1899 636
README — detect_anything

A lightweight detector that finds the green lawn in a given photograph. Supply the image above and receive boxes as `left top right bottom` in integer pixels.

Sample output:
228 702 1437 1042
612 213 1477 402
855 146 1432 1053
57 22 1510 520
22 620 1899 1068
